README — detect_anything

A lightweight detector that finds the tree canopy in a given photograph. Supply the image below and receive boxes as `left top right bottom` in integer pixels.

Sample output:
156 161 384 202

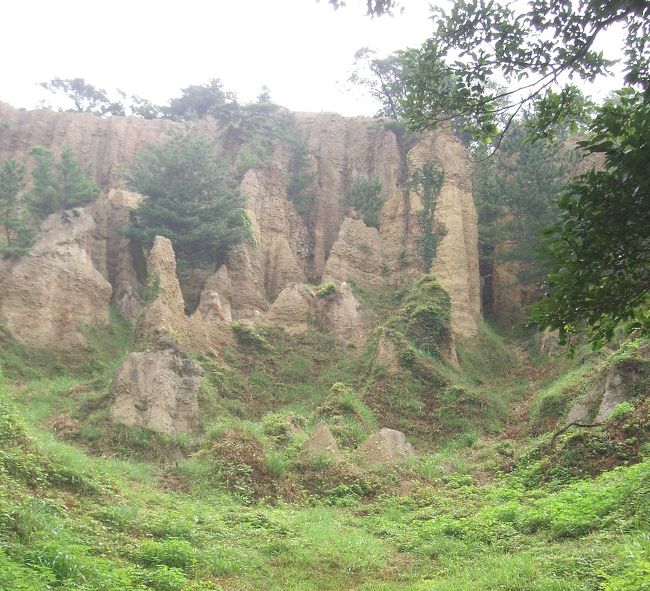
475 119 579 283
398 1 648 144
28 144 99 220
0 159 32 256
125 130 252 270
529 89 650 347
39 78 126 117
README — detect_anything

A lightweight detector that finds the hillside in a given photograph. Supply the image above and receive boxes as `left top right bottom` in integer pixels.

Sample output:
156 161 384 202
0 103 648 591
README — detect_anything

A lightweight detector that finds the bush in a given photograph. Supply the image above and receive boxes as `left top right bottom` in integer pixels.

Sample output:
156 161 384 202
316 383 375 447
137 538 196 572
231 323 270 349
345 176 384 228
314 282 337 298
142 566 189 591
611 401 635 421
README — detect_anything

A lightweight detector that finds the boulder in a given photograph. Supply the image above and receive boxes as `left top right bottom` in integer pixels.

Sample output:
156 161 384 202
356 428 414 465
303 423 343 460
109 344 203 435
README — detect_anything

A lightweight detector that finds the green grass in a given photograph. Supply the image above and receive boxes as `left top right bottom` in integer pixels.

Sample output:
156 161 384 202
1 284 649 590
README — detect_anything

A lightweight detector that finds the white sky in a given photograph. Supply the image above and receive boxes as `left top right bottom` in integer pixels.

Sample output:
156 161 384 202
1 0 435 116
1 0 624 116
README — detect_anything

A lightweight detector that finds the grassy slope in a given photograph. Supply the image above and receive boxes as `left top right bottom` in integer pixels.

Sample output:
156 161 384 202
1 298 649 590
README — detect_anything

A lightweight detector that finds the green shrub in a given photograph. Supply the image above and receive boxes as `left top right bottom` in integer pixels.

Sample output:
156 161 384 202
411 162 446 267
345 176 384 228
316 382 375 447
611 401 635 421
314 282 338 298
137 538 196 572
266 451 288 477
231 322 270 349
142 565 189 591
387 275 452 359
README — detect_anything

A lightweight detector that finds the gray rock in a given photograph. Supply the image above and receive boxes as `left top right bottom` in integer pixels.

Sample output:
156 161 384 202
109 346 203 435
304 423 342 460
596 367 631 422
357 428 414 465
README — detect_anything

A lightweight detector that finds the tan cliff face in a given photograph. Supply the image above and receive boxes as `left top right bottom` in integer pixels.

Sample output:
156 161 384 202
0 102 481 349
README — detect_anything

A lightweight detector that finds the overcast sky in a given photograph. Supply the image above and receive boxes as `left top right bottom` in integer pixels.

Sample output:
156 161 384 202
1 0 436 116
2 0 623 117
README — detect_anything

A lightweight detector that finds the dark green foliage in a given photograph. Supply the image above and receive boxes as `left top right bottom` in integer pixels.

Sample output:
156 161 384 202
399 1 648 143
0 158 33 256
345 175 383 228
387 0 649 348
348 48 409 120
231 322 271 350
28 144 99 219
285 131 316 218
314 282 337 298
410 163 445 268
163 78 232 121
530 90 650 347
476 120 579 284
126 129 251 270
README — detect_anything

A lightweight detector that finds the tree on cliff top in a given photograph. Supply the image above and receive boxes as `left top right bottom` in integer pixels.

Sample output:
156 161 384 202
125 129 252 270
39 78 125 116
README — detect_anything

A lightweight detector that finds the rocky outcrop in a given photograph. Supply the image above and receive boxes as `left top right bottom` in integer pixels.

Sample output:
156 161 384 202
566 342 649 425
88 189 144 322
595 367 633 423
323 218 384 289
136 236 187 345
109 344 203 435
195 268 233 322
356 428 414 464
0 103 483 342
266 284 313 334
303 423 343 460
409 129 481 337
315 282 366 347
0 210 112 349
0 102 177 188
297 113 402 276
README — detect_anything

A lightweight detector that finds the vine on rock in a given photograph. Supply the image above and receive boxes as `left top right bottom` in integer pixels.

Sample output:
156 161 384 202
410 162 446 268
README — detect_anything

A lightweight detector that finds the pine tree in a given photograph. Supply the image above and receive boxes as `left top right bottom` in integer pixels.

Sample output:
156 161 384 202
28 146 58 217
0 159 33 256
28 144 99 220
58 144 100 217
126 129 251 269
